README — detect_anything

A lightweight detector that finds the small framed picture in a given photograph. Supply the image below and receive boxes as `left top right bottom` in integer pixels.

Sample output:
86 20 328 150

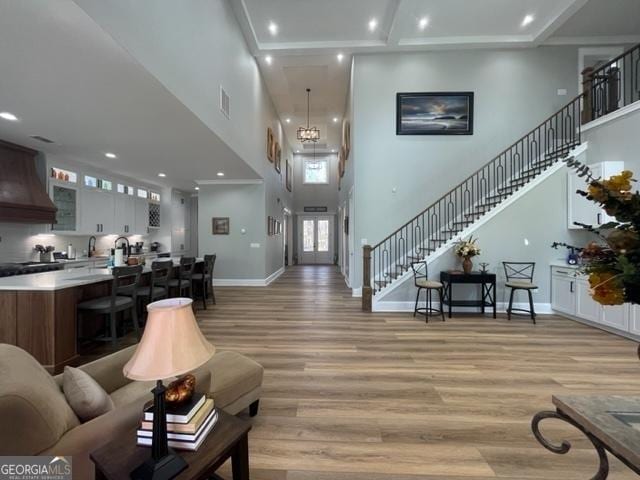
212 217 230 235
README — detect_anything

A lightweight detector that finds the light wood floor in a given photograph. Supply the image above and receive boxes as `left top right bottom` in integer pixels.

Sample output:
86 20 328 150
201 265 640 479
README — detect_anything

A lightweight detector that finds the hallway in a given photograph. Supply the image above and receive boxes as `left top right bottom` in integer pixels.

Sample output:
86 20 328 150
200 266 640 479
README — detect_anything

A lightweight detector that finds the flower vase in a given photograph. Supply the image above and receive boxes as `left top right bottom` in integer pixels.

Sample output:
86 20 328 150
462 257 473 274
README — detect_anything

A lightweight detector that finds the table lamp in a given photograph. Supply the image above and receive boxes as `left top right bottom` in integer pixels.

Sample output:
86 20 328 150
123 298 215 480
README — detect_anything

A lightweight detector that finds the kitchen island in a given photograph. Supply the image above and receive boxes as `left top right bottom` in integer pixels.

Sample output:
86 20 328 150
0 258 201 373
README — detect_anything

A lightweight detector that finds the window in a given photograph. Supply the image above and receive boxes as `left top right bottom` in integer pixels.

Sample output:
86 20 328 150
117 184 135 195
303 159 329 184
50 167 77 183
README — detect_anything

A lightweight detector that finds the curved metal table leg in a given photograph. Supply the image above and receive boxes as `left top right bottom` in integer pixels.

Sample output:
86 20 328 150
531 410 609 480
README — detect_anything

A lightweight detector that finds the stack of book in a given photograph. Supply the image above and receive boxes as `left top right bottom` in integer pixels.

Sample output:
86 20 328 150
137 393 218 451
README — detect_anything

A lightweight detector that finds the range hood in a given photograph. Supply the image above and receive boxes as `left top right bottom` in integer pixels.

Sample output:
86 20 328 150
0 139 57 223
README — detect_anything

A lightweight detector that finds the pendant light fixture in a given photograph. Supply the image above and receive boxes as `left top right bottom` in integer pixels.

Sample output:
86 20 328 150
297 88 320 143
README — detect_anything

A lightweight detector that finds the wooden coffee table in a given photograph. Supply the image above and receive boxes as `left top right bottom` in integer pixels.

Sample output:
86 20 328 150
91 409 251 480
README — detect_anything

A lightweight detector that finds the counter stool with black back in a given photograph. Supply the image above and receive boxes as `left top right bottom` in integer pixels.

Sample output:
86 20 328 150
136 260 173 316
411 261 445 323
77 265 143 346
503 261 537 324
192 254 216 309
169 256 195 298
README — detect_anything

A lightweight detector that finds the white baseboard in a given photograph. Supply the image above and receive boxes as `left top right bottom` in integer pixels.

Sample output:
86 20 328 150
213 267 284 287
373 300 552 314
352 287 362 297
265 267 285 285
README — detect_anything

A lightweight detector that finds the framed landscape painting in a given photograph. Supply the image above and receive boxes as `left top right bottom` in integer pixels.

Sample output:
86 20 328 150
396 92 474 135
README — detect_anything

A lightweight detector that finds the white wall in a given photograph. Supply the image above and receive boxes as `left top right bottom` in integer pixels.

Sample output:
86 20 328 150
350 46 583 289
582 107 640 173
73 0 294 280
292 153 340 213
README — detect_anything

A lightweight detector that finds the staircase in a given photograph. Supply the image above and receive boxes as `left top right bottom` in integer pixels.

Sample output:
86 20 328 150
361 94 585 311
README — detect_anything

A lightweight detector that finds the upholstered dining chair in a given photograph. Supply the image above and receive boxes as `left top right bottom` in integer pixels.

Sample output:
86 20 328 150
169 257 196 298
77 265 143 346
411 261 445 323
192 254 216 309
503 261 537 323
136 260 173 316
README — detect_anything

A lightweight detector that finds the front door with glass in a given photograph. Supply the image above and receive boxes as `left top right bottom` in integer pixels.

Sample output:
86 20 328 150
299 215 333 264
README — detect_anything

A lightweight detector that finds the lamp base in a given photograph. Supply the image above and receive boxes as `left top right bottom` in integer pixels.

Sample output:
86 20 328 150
130 450 187 480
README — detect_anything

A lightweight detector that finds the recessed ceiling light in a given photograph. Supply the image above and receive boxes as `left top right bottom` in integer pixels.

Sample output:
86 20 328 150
337 53 344 62
268 22 278 36
0 112 18 121
217 172 225 177
104 152 117 159
418 17 429 30
265 55 273 65
522 14 534 27
285 118 291 123
195 186 200 191
333 117 339 123
332 149 336 153
295 150 300 153
368 18 378 32
158 173 167 178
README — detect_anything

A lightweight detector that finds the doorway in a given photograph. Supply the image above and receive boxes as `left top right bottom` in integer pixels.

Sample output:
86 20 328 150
298 215 333 264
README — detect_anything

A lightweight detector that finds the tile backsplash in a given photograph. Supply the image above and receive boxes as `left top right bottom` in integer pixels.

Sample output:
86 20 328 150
0 223 166 262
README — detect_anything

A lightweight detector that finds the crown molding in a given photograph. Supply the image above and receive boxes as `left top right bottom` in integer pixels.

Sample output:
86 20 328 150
196 179 263 185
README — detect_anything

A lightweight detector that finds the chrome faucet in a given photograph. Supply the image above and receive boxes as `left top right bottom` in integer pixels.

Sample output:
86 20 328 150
114 236 130 256
88 236 97 258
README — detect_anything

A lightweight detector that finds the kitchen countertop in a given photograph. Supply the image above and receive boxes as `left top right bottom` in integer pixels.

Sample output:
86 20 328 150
550 260 581 269
0 257 202 291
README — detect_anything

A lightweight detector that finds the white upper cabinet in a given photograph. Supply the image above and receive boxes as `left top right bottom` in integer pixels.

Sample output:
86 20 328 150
114 194 135 234
568 161 624 229
81 188 115 234
134 198 149 235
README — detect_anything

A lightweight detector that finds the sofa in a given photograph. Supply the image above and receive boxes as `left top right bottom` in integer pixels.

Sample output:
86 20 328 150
0 343 263 480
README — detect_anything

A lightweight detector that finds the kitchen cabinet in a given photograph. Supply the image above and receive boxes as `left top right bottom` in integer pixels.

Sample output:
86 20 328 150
171 192 190 253
600 304 629 331
551 267 576 315
630 305 640 336
551 264 638 339
575 277 600 323
81 189 115 234
49 182 80 233
114 195 135 234
134 198 149 235
568 161 624 229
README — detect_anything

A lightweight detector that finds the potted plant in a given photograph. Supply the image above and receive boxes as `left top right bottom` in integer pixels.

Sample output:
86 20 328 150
454 236 481 274
562 159 640 306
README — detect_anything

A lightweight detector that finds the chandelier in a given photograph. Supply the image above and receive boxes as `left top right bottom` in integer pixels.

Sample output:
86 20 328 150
297 88 320 143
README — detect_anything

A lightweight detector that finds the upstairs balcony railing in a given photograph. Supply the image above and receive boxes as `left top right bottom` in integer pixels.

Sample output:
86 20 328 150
582 43 640 123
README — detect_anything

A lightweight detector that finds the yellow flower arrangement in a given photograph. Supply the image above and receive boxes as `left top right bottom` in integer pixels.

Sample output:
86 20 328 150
588 271 626 306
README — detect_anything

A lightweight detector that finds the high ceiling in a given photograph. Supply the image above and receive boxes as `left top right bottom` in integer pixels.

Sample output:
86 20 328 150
231 0 640 152
0 0 260 190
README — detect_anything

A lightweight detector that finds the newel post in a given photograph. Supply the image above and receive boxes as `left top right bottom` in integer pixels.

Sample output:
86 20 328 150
362 245 373 312
581 66 594 124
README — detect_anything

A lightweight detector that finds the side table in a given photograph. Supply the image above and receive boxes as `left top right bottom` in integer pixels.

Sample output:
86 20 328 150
440 271 497 318
91 409 251 480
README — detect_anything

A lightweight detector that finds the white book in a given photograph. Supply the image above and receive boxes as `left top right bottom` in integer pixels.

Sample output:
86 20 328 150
137 411 218 451
138 410 218 441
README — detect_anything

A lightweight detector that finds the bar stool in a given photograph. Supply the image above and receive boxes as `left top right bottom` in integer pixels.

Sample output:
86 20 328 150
192 254 216 309
503 262 537 324
168 257 195 298
77 265 143 346
136 260 173 315
411 261 445 323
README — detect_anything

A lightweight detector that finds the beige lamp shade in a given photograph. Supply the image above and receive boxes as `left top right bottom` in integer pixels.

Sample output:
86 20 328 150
123 298 215 381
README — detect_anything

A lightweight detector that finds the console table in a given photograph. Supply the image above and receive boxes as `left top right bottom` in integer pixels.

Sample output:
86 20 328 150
439 271 496 318
532 395 640 479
